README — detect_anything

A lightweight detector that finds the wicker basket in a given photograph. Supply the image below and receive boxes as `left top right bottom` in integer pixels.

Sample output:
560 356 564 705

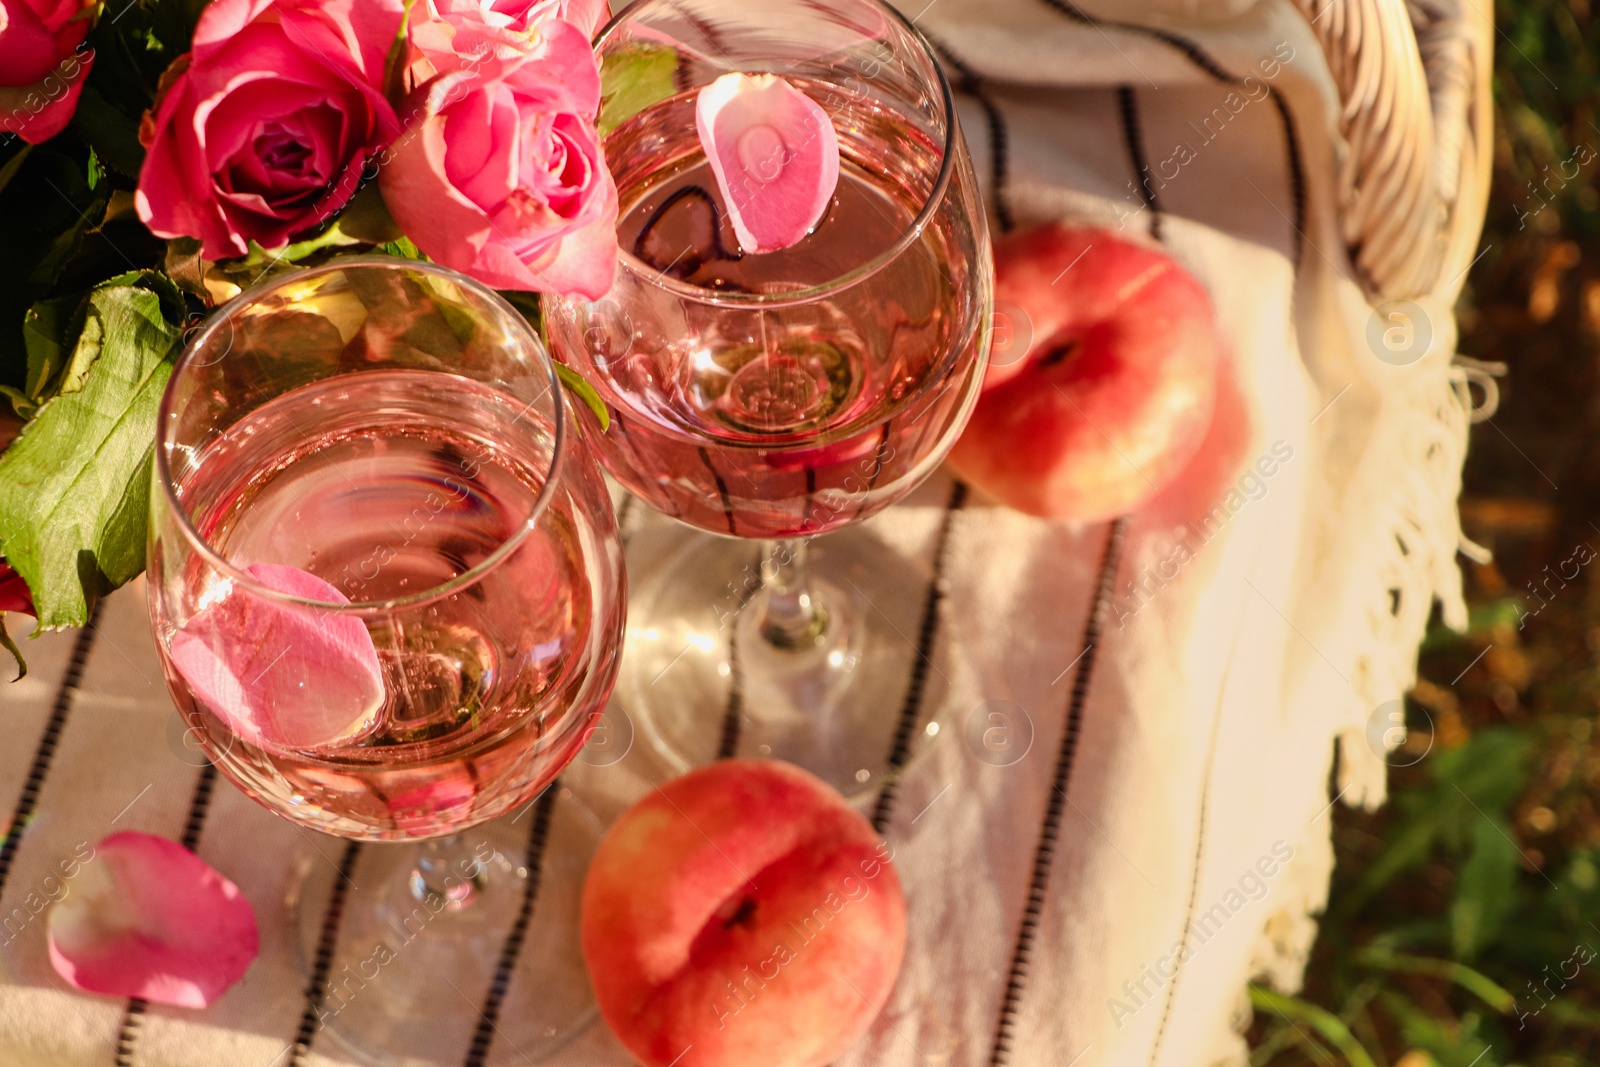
1294 0 1494 302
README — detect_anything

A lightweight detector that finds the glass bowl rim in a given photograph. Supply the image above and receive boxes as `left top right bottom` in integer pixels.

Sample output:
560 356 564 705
154 255 569 616
593 0 961 310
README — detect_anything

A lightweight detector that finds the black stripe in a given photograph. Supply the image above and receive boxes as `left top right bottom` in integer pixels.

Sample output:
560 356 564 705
113 762 221 1065
0 602 101 899
716 547 767 760
870 479 968 834
1036 0 1236 82
1268 93 1308 270
697 446 738 535
715 632 746 760
463 784 559 1067
802 467 818 529
612 415 684 522
289 840 363 1067
975 94 1015 235
1035 0 1308 267
988 517 1128 1067
920 33 1015 235
1116 87 1162 241
113 999 146 1067
179 764 218 851
1144 682 1228 1066
615 491 638 545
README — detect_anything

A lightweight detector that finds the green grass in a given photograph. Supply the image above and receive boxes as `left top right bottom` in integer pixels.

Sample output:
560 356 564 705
1246 2 1600 1064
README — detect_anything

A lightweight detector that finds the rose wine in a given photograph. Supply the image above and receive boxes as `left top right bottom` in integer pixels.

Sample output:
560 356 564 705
546 85 988 538
153 370 623 839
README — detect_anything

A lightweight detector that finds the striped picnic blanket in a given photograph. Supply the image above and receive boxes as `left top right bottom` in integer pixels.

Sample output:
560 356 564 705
0 0 1480 1063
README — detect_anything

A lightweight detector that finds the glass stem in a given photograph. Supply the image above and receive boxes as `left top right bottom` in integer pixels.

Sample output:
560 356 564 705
406 834 488 911
757 538 828 649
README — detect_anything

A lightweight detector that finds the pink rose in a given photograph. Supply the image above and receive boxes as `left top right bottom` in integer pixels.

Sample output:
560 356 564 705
0 0 96 144
0 561 32 617
135 0 403 260
380 15 617 299
430 0 609 39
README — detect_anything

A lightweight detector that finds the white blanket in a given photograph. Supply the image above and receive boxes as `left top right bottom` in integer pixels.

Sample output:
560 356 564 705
0 1 1479 1064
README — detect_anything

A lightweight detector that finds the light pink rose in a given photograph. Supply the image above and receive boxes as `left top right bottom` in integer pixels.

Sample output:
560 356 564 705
430 0 609 39
134 0 403 260
380 15 617 299
0 0 96 144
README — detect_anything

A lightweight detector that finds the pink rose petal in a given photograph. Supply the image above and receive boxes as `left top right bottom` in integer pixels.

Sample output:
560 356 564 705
169 563 385 752
47 832 259 1008
696 72 840 254
386 770 479 837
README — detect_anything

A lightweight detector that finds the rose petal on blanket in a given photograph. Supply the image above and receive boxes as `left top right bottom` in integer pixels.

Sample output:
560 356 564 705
48 832 259 1008
169 563 384 751
696 72 840 254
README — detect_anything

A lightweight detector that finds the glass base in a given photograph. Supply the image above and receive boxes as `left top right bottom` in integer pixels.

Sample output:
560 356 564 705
289 787 601 1066
622 524 951 800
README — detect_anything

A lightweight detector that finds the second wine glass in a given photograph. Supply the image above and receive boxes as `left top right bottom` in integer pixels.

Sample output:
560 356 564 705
148 258 626 1064
544 0 993 797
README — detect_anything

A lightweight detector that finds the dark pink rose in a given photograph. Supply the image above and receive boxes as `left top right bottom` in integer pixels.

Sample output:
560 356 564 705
134 0 403 260
0 0 95 143
0 561 32 617
380 15 616 299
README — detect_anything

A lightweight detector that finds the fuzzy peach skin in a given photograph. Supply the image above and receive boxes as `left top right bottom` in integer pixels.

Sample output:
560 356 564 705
948 224 1221 521
581 760 906 1067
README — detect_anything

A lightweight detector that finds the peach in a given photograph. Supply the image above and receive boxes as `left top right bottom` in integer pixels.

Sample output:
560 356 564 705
949 224 1221 521
581 759 905 1067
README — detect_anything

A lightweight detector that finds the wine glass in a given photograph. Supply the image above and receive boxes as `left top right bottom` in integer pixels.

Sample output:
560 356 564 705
147 258 626 1064
544 0 992 798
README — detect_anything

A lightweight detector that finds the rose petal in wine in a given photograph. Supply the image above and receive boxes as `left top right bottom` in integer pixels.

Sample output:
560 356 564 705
695 73 840 254
47 832 259 1008
169 563 384 751
386 771 480 837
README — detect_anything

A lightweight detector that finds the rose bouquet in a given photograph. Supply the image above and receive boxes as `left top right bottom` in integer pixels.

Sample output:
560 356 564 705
0 0 642 671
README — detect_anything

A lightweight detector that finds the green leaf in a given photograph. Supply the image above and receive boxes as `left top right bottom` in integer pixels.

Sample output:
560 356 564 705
555 362 610 431
498 290 611 432
146 0 209 57
0 387 35 420
0 616 25 681
0 278 183 629
1449 815 1522 959
334 183 404 246
1250 986 1379 1067
71 85 148 178
1432 727 1532 812
1354 948 1516 1013
500 289 542 332
232 222 363 271
598 42 678 135
25 190 109 291
1349 804 1447 909
1345 728 1533 916
377 235 424 260
85 148 103 191
384 0 421 101
24 294 88 401
0 144 31 199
